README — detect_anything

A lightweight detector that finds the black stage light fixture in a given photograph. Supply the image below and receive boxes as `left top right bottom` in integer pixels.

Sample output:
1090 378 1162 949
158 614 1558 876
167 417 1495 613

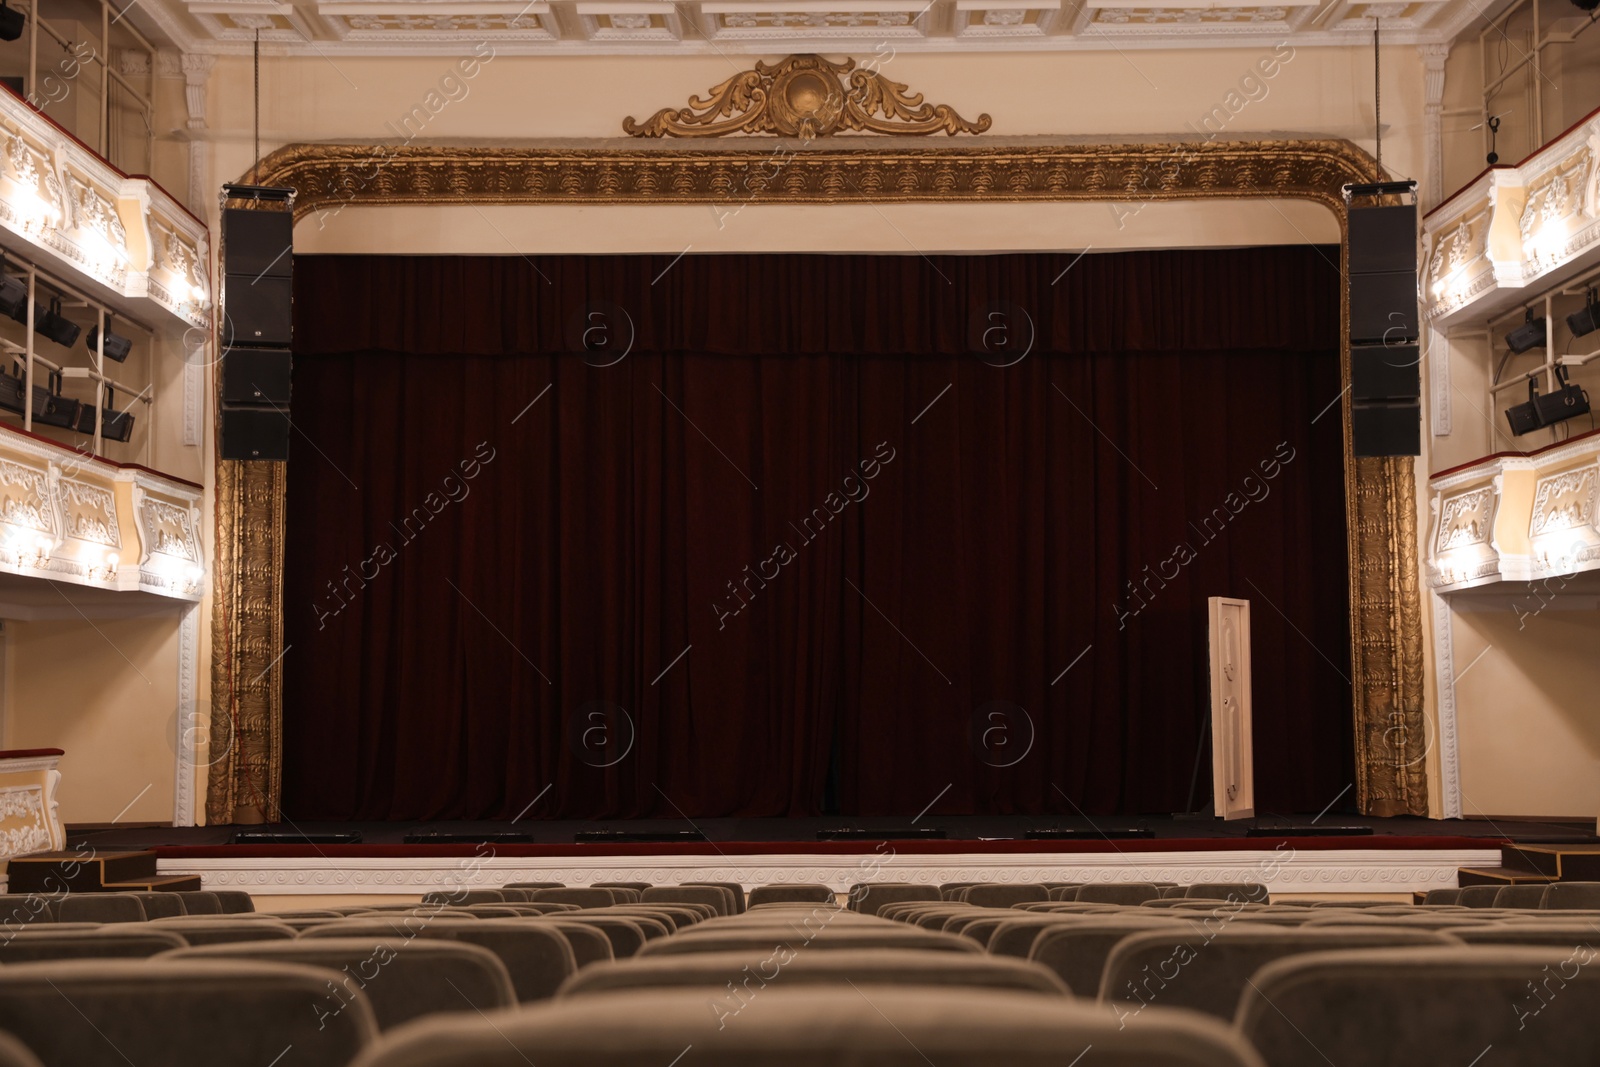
1567 290 1600 339
11 371 82 430
33 298 80 349
0 0 25 42
1506 379 1544 436
230 829 364 845
815 827 948 841
72 388 134 443
0 274 26 319
1534 365 1592 427
85 322 132 363
1505 308 1547 355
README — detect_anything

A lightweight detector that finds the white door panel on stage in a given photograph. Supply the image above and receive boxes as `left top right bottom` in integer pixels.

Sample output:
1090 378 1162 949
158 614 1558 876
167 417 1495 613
1209 597 1255 821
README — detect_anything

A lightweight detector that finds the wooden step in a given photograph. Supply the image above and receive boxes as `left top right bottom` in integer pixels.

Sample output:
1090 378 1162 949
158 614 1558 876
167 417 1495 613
1502 844 1600 882
103 875 203 893
6 850 159 894
1457 866 1559 887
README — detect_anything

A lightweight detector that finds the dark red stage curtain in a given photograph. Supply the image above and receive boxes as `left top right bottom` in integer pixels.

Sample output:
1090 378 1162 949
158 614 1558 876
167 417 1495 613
282 248 1352 821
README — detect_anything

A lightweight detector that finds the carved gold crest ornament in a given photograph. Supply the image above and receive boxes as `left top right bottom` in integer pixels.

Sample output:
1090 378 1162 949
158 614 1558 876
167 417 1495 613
623 54 991 138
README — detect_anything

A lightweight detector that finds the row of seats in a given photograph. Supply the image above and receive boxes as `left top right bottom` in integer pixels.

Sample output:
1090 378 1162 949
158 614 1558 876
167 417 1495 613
1425 882 1600 909
0 889 255 925
0 879 1595 1064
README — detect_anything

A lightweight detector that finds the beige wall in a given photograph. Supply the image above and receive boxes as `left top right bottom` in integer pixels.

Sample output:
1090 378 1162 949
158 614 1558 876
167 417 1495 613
3 613 180 825
1452 604 1600 819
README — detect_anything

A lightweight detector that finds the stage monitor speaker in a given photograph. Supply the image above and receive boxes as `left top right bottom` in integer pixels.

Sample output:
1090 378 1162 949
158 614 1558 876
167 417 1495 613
221 208 293 279
1352 401 1421 457
1351 343 1421 401
221 405 291 461
222 346 292 405
1348 204 1417 274
222 274 292 347
1349 271 1419 345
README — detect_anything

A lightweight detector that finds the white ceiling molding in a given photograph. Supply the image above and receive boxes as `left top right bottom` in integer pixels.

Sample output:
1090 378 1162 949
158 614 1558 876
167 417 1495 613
127 0 1508 55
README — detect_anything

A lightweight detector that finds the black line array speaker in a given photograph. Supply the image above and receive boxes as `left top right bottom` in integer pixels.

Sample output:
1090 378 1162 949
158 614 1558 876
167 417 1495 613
1347 182 1420 457
219 186 295 462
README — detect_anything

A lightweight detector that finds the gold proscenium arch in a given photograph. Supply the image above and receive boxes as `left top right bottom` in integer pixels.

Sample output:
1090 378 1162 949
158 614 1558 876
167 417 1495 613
211 135 1426 823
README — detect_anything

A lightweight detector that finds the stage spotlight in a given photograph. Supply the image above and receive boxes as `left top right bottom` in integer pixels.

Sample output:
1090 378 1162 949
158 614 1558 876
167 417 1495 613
1506 379 1543 436
33 298 79 348
1535 365 1591 428
1505 309 1547 355
0 370 81 429
72 389 135 442
0 1 25 42
1567 290 1600 339
85 322 132 363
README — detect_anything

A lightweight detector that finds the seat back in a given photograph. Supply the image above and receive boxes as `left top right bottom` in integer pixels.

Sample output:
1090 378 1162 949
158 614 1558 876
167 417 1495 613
1421 887 1461 905
0 927 186 963
638 926 981 957
558 947 1070 998
127 892 187 919
641 886 733 916
176 891 224 914
422 890 505 906
1101 926 1458 1020
0 959 376 1066
163 937 516 1030
347 987 1265 1067
1238 946 1600 1067
962 884 1050 908
1541 882 1600 910
683 882 747 914
847 883 941 916
0 1033 41 1067
534 921 616 969
747 884 833 908
212 890 257 914
1074 884 1163 906
1028 918 1196 997
531 887 618 910
147 917 297 946
55 894 145 924
1183 883 1269 904
1494 884 1550 909
303 918 577 1002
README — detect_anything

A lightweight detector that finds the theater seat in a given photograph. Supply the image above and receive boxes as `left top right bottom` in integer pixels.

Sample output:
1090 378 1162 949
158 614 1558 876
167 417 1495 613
963 884 1050 908
1075 884 1164 906
213 891 257 914
1493 884 1549 909
55 894 145 924
534 921 616 969
848 883 941 916
304 918 577 1002
0 927 187 963
1456 885 1501 908
1029 917 1197 996
985 916 1087 958
146 917 297 945
347 986 1265 1067
747 884 834 907
422 890 505 906
0 959 376 1067
531 888 618 910
1422 888 1462 905
1238 946 1600 1067
1541 882 1600 910
684 882 748 914
638 926 981 957
0 895 54 926
128 892 187 919
641 886 733 916
1184 883 1269 903
163 937 517 1030
176 892 224 915
558 947 1070 998
1100 926 1459 1020
1447 923 1600 948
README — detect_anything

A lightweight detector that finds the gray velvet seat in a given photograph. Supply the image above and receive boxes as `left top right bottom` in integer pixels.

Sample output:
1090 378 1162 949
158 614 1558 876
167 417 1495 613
847 883 941 915
0 959 376 1067
1028 917 1199 996
1046 884 1085 901
940 882 980 901
1447 923 1600 948
303 917 577 1001
962 884 1051 908
532 887 619 909
986 915 1087 958
558 947 1071 998
684 882 747 914
747 884 834 907
422 890 505 906
212 890 257 914
1456 885 1502 908
0 927 186 962
534 921 616 969
347 987 1266 1067
546 916 645 958
583 909 675 937
1238 946 1600 1067
128 892 188 919
1422 887 1462 905
594 887 644 904
502 882 564 890
1183 883 1269 903
1493 884 1550 908
641 885 734 916
594 882 653 892
1160 886 1190 898
55 894 145 924
638 926 982 957
163 937 517 1030
942 909 1017 935
1100 926 1459 1020
1541 882 1600 910
175 892 223 914
146 917 297 945
1075 884 1164 906
0 895 54 926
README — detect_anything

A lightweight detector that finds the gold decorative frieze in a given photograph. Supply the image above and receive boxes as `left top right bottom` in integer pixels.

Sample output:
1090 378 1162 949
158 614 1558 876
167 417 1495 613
622 55 990 138
219 134 1425 820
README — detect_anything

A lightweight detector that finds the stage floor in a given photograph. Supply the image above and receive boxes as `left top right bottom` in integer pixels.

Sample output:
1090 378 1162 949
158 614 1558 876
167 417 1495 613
66 816 1592 900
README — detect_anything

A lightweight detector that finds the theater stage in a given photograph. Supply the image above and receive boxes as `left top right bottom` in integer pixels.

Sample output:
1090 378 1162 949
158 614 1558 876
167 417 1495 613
65 816 1594 901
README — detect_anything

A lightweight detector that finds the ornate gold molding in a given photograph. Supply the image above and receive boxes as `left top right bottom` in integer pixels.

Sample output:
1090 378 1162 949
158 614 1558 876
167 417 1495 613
622 54 991 138
213 136 1428 820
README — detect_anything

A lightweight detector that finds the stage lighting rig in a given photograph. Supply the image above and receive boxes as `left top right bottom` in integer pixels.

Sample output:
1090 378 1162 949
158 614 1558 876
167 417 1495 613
0 1 25 42
1568 290 1600 339
1505 309 1547 355
86 321 132 363
1506 367 1591 436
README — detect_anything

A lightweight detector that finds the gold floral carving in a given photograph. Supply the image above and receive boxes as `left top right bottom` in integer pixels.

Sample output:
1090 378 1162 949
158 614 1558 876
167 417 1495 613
212 136 1428 820
622 54 990 138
